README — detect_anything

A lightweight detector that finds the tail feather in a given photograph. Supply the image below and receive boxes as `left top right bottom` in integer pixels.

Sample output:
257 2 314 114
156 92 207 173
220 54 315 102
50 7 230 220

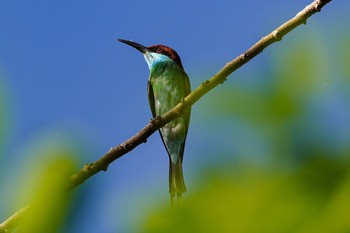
169 159 186 196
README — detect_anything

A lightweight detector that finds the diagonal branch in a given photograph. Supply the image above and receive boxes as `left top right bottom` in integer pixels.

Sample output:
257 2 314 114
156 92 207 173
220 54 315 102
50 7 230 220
0 0 332 232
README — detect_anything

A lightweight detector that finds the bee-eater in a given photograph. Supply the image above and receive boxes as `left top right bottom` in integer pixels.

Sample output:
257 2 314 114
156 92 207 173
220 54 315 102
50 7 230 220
118 39 191 205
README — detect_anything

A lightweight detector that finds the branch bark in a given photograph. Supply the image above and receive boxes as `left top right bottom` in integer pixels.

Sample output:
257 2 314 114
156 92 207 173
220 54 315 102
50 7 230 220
0 0 332 232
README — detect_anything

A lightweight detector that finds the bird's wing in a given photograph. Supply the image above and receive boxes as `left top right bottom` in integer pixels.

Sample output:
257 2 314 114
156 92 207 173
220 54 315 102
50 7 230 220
147 78 156 118
148 77 173 158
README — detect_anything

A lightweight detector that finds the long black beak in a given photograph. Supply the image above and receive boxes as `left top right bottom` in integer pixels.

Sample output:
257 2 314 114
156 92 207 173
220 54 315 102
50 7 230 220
118 39 149 53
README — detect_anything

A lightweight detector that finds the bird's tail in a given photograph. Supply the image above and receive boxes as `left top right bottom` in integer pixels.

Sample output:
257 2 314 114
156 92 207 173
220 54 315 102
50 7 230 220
169 159 186 206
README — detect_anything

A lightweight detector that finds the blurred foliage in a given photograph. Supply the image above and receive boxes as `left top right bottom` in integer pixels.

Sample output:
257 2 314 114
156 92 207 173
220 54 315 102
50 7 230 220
17 157 76 233
2 133 80 233
140 35 350 232
143 158 350 233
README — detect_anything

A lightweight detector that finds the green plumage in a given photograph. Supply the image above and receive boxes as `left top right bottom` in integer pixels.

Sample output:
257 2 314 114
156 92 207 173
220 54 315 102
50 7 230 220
148 61 191 195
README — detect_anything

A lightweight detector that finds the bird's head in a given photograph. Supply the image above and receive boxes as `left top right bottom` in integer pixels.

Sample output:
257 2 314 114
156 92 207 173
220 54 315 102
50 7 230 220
118 39 184 71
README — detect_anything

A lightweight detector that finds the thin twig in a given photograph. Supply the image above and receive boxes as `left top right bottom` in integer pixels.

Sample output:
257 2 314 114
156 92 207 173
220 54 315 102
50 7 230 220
0 0 332 232
0 206 29 233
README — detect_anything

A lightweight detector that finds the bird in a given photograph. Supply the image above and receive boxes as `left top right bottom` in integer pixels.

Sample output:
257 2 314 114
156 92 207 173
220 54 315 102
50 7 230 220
118 39 191 206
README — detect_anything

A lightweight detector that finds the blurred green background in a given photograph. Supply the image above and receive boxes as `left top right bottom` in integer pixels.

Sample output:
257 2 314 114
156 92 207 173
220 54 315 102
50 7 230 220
1 1 350 233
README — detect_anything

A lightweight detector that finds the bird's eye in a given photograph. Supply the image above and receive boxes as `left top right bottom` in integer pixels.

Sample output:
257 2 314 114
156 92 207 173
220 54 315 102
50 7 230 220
156 48 162 53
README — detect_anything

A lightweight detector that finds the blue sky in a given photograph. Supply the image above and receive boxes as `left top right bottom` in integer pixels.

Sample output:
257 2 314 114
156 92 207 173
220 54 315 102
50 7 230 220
0 1 349 232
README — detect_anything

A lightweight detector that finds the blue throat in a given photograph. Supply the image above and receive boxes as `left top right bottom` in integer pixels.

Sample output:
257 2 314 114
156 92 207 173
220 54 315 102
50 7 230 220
143 52 177 72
